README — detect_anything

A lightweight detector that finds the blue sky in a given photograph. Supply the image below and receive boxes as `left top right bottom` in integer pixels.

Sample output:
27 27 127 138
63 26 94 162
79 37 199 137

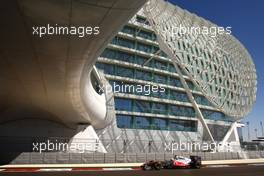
169 0 264 141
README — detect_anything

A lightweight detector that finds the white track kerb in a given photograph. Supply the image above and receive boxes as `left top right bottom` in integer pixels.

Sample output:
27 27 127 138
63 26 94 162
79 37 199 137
0 159 264 170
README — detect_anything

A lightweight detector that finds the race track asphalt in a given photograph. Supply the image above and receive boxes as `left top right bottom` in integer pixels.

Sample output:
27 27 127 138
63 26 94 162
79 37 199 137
1 165 264 176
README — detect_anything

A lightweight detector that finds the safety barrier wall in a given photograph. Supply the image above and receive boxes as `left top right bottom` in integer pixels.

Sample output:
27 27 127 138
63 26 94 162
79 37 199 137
1 151 264 165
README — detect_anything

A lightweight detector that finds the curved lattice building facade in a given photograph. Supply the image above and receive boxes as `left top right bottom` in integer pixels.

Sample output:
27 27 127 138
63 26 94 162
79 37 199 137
94 0 257 153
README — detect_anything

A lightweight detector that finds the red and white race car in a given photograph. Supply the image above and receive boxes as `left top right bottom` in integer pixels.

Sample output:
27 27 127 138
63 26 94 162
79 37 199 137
141 155 201 170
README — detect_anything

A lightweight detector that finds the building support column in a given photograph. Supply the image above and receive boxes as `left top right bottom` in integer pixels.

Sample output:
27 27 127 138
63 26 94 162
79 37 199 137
220 122 244 152
172 61 215 144
69 124 107 153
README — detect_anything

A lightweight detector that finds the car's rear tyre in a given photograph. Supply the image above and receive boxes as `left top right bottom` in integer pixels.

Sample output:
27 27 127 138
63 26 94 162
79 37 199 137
193 163 201 169
154 163 162 170
143 164 152 171
190 156 202 169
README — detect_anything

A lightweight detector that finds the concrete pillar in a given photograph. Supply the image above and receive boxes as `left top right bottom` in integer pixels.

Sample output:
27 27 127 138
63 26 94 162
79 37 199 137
69 124 107 153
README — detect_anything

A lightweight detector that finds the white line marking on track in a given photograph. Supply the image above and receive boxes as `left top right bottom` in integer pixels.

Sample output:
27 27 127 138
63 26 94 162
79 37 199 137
103 168 133 171
248 164 264 166
39 168 72 172
0 169 5 172
206 165 230 168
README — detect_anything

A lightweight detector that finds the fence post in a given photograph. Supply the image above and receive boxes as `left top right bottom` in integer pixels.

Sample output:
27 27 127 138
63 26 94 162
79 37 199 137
123 140 127 153
148 140 153 153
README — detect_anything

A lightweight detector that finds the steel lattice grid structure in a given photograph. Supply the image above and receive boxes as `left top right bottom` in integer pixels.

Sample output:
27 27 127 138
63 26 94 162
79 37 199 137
144 0 257 119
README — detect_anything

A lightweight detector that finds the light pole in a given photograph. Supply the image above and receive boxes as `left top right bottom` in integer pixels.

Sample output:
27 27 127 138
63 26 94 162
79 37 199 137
246 121 250 141
260 121 264 136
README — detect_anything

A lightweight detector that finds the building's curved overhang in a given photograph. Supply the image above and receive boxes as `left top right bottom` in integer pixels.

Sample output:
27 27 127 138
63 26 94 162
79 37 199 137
0 0 146 128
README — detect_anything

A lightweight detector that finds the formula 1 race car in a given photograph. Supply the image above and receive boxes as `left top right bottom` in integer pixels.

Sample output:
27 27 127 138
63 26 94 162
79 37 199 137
141 155 201 170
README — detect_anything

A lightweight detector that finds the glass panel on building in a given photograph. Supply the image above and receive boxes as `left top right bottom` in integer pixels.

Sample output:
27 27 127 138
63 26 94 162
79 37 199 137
116 114 133 128
115 98 132 111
